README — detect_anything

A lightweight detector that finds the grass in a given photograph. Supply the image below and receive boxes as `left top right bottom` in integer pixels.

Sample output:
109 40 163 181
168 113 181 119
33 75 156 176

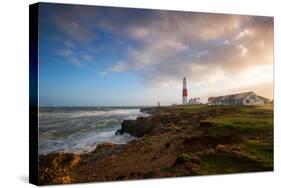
161 104 218 114
161 167 177 173
199 105 273 137
174 153 192 165
199 139 273 174
241 140 273 169
142 105 273 176
174 104 274 175
199 152 269 175
205 116 273 137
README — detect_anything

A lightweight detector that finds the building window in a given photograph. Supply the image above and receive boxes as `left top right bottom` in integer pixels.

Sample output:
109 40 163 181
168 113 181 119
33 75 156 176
250 95 256 100
246 99 250 103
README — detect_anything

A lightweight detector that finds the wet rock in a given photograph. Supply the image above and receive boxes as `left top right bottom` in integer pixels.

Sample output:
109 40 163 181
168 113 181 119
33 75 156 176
95 142 116 153
119 117 156 137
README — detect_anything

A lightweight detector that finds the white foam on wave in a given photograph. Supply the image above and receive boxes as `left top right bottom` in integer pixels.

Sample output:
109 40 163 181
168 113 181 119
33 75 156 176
67 130 135 154
39 129 135 155
40 108 147 119
71 109 142 118
39 108 149 155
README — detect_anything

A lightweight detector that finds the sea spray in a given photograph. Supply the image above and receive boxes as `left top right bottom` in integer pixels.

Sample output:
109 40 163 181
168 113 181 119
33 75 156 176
39 107 149 155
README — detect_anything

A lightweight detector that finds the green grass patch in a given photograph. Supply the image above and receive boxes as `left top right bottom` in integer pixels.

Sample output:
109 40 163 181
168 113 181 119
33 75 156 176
174 153 192 165
143 171 156 178
161 167 177 173
237 106 273 116
161 105 273 118
204 113 273 137
178 153 192 161
241 140 273 169
199 152 271 175
162 104 221 114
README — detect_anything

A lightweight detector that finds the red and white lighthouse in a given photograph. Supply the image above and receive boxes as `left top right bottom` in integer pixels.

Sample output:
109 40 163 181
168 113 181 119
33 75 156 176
182 77 188 105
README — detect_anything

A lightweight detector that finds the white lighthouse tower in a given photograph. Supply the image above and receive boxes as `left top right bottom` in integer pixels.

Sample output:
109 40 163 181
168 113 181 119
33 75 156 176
182 77 188 105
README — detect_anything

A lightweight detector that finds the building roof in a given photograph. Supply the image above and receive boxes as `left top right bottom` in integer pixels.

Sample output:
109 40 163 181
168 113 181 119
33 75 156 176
208 91 255 101
257 95 270 101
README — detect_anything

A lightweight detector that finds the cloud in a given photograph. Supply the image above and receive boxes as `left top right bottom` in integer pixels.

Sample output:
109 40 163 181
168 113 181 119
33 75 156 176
81 54 95 62
56 48 74 57
56 47 95 65
109 39 189 73
235 29 254 40
41 4 100 66
56 48 81 65
106 13 273 90
47 4 97 43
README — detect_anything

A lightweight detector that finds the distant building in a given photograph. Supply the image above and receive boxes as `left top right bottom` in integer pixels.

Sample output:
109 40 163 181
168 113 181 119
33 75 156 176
208 91 270 106
188 98 201 104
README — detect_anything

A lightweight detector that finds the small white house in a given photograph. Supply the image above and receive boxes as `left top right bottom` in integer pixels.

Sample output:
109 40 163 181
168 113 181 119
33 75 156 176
208 91 270 106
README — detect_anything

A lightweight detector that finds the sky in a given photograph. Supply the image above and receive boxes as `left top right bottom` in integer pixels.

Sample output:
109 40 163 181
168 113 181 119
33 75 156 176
38 3 274 106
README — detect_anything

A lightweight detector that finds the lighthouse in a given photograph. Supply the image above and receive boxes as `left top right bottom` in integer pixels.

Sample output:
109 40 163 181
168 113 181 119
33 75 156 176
182 77 188 105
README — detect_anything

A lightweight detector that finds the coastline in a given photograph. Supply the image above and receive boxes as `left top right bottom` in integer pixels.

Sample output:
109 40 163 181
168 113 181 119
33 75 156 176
38 107 147 155
38 105 273 185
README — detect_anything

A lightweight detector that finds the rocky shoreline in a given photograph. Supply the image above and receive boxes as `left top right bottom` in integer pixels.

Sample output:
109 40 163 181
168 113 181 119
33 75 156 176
38 105 273 185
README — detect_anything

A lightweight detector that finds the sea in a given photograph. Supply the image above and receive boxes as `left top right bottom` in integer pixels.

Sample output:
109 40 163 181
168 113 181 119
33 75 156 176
39 107 149 155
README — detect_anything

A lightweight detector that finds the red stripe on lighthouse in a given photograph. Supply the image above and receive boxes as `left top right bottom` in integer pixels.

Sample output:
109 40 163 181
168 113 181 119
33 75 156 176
183 89 188 97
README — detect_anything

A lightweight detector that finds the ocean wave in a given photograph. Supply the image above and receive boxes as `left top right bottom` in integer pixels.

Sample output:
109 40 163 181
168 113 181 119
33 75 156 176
39 130 135 155
39 108 147 119
39 107 149 155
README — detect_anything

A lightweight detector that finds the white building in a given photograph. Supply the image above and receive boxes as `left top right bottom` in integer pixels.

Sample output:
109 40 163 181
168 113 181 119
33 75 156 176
208 91 270 106
188 98 201 104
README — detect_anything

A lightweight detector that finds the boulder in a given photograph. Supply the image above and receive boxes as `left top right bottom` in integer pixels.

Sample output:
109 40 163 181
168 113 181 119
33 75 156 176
118 117 155 137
